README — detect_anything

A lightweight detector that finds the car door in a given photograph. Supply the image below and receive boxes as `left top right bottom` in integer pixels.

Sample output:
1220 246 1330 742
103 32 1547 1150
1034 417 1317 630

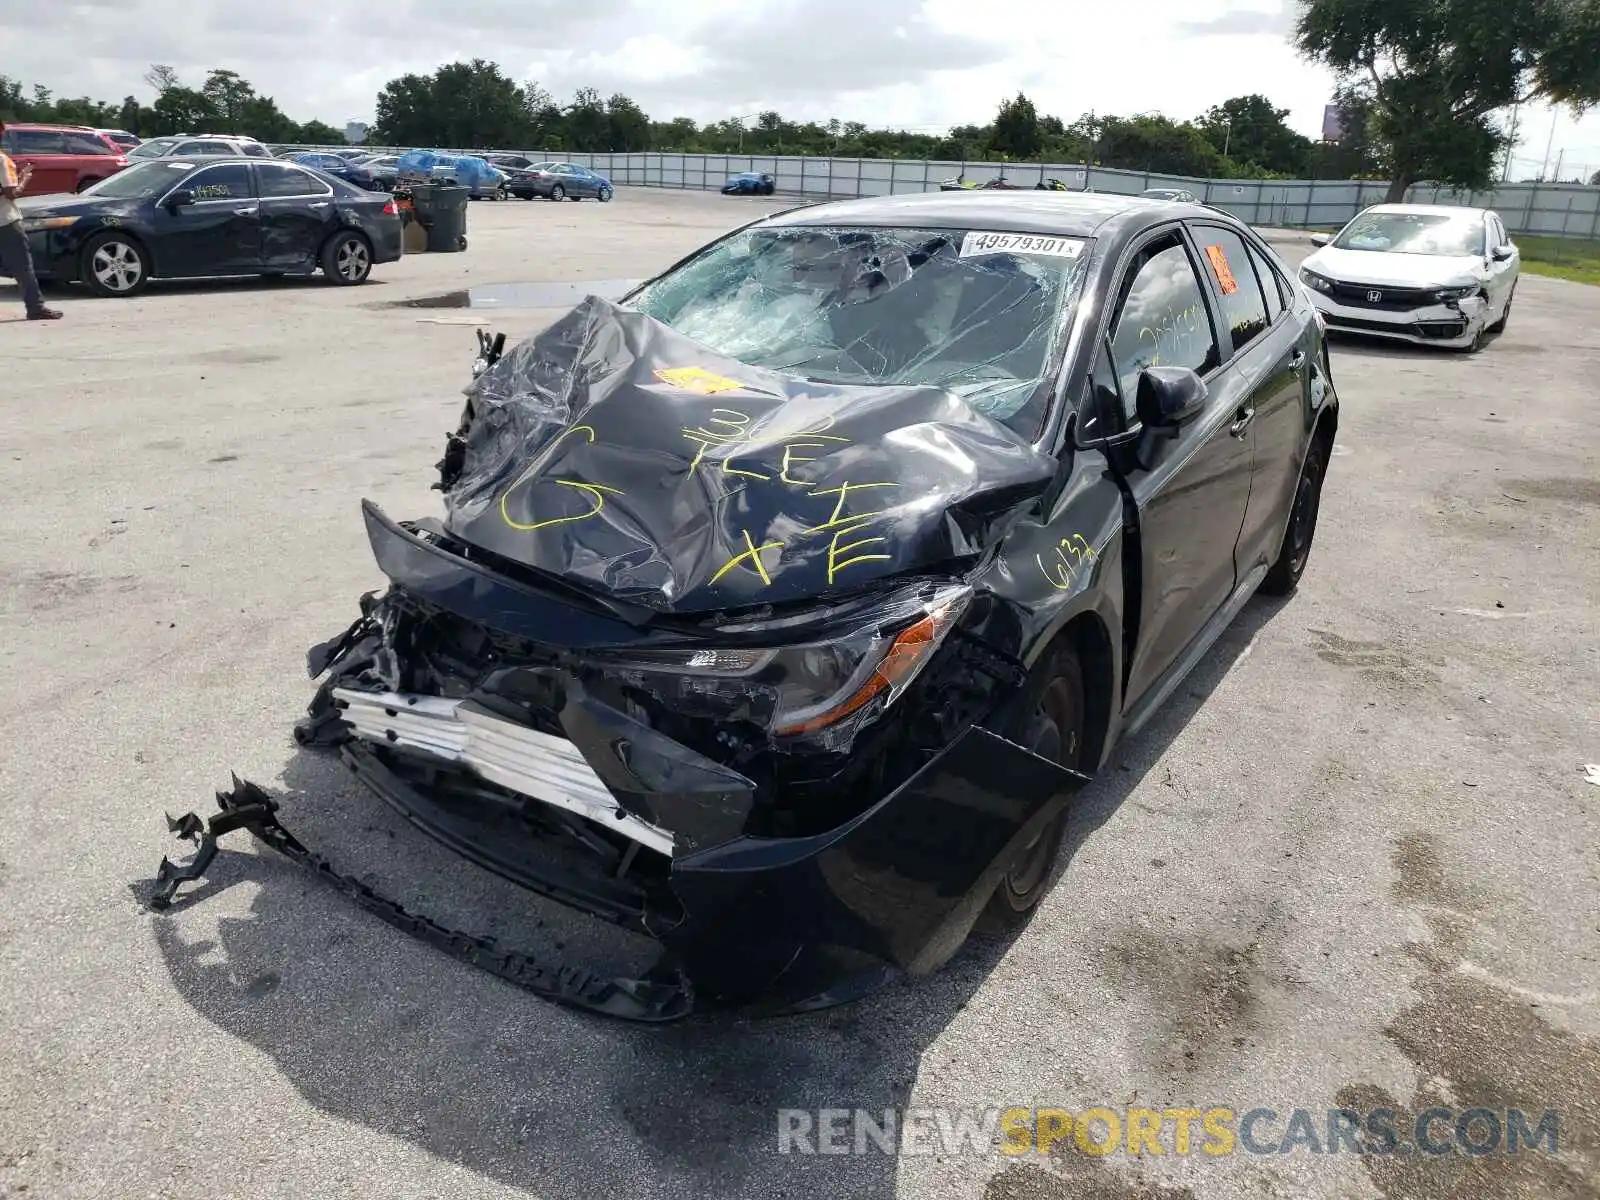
149 161 263 277
1484 213 1517 310
1186 221 1311 579
1101 227 1257 711
255 162 336 270
4 129 70 195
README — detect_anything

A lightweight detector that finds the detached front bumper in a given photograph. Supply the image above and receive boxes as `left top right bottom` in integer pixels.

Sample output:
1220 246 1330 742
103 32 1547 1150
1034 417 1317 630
150 502 1086 1020
1307 288 1490 349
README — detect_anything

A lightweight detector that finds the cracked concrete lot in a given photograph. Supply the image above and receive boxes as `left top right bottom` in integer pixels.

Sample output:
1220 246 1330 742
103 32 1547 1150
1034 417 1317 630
1 190 1596 1200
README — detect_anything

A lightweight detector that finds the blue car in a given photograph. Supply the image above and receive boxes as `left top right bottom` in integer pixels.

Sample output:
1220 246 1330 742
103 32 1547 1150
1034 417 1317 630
290 152 379 190
722 171 776 196
393 151 509 200
523 162 614 202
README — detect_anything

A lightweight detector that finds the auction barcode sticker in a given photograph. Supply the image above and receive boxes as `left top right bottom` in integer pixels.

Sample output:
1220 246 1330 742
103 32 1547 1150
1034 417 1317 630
960 232 1086 259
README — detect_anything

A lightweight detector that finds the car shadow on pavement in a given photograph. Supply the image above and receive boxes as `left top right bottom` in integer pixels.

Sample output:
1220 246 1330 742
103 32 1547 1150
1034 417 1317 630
143 592 1287 1199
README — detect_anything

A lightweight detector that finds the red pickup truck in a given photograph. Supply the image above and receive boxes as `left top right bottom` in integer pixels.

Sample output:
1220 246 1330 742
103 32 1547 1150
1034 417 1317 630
0 123 129 196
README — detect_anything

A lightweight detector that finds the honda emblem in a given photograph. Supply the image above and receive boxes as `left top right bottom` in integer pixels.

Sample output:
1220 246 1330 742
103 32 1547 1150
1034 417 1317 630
1366 290 1383 303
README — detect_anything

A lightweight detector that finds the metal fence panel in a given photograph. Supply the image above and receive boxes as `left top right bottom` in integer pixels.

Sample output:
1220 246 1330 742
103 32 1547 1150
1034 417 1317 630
285 142 1599 237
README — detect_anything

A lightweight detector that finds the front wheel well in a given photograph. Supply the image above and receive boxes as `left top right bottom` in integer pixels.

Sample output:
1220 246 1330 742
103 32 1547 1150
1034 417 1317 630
1048 613 1115 773
78 227 155 280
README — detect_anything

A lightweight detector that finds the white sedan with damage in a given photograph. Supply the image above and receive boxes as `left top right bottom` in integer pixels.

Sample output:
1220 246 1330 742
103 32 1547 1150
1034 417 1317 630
1297 204 1519 352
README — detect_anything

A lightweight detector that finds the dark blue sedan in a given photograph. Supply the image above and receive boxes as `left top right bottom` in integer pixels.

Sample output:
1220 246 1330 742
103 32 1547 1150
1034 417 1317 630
6 157 403 297
291 152 381 191
722 171 776 195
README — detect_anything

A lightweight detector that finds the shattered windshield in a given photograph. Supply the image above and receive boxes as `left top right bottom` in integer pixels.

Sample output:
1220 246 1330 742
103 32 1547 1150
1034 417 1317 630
1334 212 1486 257
627 225 1090 436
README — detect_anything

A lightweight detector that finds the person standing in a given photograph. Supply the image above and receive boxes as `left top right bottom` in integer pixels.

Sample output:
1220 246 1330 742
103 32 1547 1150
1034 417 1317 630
0 123 62 321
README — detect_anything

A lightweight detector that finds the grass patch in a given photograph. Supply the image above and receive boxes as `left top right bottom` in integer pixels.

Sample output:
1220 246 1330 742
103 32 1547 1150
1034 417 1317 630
1513 235 1600 286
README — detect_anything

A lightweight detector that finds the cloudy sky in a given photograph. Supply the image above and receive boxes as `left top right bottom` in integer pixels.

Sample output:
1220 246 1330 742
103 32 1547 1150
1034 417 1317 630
6 0 1598 176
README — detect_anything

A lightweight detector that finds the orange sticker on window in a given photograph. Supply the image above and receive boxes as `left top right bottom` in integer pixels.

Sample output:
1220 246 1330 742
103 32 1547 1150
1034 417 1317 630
1204 244 1239 295
654 366 747 395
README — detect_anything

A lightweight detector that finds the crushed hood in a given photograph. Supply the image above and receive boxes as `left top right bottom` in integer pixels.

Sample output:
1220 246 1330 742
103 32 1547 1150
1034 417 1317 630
441 297 1058 614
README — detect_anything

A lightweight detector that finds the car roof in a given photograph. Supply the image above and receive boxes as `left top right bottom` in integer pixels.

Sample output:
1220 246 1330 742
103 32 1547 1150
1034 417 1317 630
762 189 1216 239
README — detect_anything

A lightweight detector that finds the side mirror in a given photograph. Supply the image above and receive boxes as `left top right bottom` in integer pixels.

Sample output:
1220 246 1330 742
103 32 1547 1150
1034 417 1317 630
167 189 196 209
1309 232 1332 248
1492 244 1515 262
1136 366 1208 430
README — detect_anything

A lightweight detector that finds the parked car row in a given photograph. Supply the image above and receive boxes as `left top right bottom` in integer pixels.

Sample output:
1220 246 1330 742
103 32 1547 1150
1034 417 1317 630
3 156 404 297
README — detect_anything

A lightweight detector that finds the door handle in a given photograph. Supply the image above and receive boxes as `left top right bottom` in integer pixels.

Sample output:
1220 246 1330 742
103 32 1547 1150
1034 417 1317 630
1230 407 1256 438
1288 349 1307 373
232 206 257 216
309 202 329 209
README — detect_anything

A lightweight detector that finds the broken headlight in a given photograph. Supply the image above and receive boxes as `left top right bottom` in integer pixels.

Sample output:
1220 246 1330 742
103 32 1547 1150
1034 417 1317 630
1434 284 1481 303
592 584 972 745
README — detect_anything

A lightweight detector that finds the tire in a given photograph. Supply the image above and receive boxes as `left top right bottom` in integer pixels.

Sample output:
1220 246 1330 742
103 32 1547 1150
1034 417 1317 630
1260 434 1328 596
80 231 150 297
320 231 373 286
598 185 613 202
1488 283 1515 334
549 183 565 201
983 644 1088 924
494 185 508 202
763 183 775 195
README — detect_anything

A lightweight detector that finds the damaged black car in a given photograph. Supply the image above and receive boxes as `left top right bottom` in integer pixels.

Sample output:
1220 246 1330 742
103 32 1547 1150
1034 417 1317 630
152 192 1338 1021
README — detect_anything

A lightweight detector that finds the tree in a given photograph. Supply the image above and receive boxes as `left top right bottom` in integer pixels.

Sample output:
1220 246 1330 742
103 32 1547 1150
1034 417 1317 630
606 93 651 151
1295 0 1600 201
144 64 179 94
1591 167 1600 185
150 86 220 134
201 69 256 129
563 87 610 151
372 60 536 149
1096 114 1229 177
1197 94 1312 176
990 92 1042 159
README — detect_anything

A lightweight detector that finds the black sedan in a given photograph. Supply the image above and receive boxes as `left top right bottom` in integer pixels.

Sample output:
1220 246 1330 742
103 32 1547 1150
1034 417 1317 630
152 191 1338 1021
10 157 403 297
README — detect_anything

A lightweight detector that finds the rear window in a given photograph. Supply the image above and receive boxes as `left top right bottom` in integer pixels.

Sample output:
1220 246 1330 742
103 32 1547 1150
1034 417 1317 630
5 129 67 154
628 224 1091 436
64 132 117 155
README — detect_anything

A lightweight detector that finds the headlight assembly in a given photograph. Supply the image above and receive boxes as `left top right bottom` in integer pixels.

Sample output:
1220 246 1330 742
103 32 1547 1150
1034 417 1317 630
1299 268 1335 294
22 216 78 231
1435 284 1481 302
592 583 973 743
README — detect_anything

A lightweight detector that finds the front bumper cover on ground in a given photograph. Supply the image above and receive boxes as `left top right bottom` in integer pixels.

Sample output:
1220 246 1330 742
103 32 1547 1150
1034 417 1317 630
147 715 1086 1021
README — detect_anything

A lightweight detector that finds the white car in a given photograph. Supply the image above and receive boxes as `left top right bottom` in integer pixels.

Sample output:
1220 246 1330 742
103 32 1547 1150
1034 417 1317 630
1298 204 1519 352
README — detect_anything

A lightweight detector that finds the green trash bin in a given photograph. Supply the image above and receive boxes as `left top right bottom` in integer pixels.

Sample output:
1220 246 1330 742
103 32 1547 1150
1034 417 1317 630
407 181 437 225
424 185 470 253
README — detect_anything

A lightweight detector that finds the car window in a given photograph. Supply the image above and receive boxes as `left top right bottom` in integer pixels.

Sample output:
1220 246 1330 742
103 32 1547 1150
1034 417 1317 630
64 132 116 156
1194 227 1270 354
256 162 332 198
1080 338 1127 441
1244 241 1285 323
242 143 269 157
6 129 67 154
184 163 254 200
1108 237 1221 416
1334 210 1487 256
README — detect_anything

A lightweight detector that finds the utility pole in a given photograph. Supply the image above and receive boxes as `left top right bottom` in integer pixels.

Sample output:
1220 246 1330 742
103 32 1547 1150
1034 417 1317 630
1539 105 1560 180
1502 103 1520 182
1553 148 1565 182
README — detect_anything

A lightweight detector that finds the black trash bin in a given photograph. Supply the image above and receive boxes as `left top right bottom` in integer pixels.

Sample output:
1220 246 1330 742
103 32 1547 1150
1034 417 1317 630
423 185 470 253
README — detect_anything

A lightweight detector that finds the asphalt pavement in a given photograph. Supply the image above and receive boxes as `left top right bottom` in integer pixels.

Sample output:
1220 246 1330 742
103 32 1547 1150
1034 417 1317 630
1 190 1596 1200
